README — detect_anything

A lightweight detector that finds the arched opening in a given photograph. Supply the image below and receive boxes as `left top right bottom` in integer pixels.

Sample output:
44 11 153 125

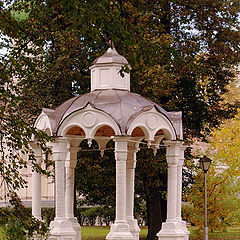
95 125 115 137
74 138 116 226
135 139 167 238
131 127 145 137
66 126 85 136
155 129 164 136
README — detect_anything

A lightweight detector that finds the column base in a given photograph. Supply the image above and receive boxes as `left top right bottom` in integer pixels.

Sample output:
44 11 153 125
66 217 81 240
127 218 140 240
106 220 134 240
49 219 77 240
177 220 189 240
157 220 189 240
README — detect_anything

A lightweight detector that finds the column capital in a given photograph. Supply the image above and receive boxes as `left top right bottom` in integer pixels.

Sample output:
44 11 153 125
112 135 131 142
128 145 139 154
50 137 69 161
164 140 185 166
128 138 143 153
113 136 129 161
178 144 188 166
30 141 42 164
163 140 184 149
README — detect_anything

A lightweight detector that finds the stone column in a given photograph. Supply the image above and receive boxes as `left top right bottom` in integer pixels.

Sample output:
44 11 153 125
55 159 66 220
126 145 140 240
65 146 81 240
49 137 76 240
176 145 189 240
157 140 189 240
31 142 42 220
176 145 185 221
65 163 74 218
106 137 133 240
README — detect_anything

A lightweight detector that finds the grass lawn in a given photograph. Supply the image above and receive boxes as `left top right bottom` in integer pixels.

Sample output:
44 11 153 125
0 225 239 239
81 225 240 240
189 226 240 240
81 226 148 240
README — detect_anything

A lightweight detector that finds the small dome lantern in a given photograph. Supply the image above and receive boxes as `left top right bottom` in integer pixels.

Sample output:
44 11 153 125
89 43 131 91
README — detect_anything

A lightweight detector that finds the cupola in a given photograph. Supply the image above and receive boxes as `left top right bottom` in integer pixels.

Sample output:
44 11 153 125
89 44 131 91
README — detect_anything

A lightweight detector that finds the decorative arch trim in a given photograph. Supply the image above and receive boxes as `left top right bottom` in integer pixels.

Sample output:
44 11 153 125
34 111 53 136
127 107 177 141
57 104 121 138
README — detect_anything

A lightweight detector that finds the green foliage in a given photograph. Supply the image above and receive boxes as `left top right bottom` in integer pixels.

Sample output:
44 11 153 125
75 140 116 208
211 111 240 174
1 0 239 137
0 226 7 240
41 207 55 226
182 162 240 232
76 207 115 226
184 82 240 231
182 74 240 234
3 219 27 240
0 195 49 239
136 146 167 198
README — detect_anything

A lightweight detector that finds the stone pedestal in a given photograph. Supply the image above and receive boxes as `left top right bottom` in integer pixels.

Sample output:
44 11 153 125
67 217 81 240
127 218 140 240
107 221 133 240
49 220 76 240
157 221 187 240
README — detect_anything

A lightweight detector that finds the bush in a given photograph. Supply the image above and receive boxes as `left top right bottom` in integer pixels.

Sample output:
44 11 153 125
0 201 48 239
4 218 27 240
41 208 55 225
0 226 7 240
76 206 115 226
0 205 115 233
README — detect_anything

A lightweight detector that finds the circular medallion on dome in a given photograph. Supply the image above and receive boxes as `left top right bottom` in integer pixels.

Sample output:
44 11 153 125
146 114 158 130
82 112 96 128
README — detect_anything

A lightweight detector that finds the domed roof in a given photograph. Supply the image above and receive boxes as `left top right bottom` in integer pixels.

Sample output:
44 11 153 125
42 89 182 138
92 47 129 66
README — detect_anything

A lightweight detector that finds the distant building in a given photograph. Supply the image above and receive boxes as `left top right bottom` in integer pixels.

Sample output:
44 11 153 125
0 152 55 208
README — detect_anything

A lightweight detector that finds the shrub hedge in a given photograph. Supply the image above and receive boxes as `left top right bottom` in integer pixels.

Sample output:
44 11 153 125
0 206 115 227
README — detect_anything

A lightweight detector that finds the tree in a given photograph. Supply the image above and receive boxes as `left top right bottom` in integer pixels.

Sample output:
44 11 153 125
135 147 168 240
0 2 50 237
1 0 240 239
183 82 240 234
75 140 116 208
182 163 240 234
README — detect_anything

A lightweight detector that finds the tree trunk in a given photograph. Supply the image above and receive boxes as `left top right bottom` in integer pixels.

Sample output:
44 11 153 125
160 0 171 34
146 192 161 240
146 191 167 240
160 198 167 223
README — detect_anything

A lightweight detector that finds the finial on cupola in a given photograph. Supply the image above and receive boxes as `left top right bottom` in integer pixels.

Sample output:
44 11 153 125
89 41 131 91
109 40 115 49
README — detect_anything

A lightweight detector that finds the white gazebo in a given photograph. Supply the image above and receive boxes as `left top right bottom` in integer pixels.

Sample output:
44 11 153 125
31 45 189 240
